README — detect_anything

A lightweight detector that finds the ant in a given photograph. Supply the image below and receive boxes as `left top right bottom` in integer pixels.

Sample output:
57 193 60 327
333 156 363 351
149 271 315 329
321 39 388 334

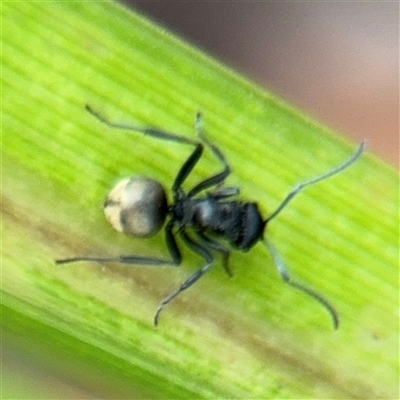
56 105 365 328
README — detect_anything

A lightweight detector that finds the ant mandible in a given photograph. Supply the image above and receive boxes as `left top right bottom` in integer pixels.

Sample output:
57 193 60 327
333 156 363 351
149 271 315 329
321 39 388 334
56 105 365 328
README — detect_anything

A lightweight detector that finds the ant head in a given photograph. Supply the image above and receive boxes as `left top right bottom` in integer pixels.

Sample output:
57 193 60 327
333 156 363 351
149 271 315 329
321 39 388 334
104 177 168 237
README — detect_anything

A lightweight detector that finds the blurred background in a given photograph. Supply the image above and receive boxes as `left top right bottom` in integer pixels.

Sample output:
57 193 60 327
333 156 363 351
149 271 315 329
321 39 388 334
128 1 398 168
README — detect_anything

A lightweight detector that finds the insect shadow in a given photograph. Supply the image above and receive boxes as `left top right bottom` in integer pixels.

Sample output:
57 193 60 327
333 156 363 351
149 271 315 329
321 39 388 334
56 105 365 328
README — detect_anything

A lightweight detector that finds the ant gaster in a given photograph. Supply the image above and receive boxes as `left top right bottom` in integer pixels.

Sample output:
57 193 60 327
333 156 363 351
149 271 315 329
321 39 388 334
56 105 365 328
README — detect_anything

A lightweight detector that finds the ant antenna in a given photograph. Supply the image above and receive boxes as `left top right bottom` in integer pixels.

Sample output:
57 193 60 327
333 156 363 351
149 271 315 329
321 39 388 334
266 142 365 223
262 142 365 329
264 239 339 329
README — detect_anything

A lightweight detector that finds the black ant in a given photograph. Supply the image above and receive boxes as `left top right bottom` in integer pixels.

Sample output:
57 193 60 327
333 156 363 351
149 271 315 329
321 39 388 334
56 105 365 328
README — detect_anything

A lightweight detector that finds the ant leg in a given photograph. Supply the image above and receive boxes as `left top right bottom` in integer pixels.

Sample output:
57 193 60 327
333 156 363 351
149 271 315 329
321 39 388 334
86 104 198 146
56 221 181 267
172 141 204 192
154 230 214 326
56 256 174 265
195 232 233 277
187 113 231 197
86 105 232 198
267 142 365 222
264 239 339 329
173 112 234 195
207 186 240 199
85 104 206 196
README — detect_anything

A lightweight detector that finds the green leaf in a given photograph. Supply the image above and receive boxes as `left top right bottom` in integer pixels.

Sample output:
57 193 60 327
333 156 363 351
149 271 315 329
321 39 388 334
2 1 398 399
